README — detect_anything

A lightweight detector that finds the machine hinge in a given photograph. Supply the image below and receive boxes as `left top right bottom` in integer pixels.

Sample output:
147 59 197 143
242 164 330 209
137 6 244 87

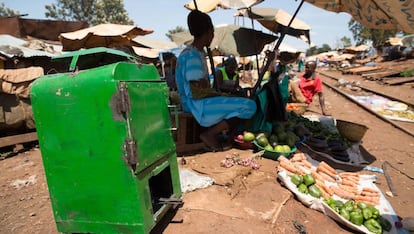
125 138 138 170
119 83 131 114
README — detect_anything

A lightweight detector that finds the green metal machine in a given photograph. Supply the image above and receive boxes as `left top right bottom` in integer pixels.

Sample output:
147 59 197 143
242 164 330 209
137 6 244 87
30 48 182 233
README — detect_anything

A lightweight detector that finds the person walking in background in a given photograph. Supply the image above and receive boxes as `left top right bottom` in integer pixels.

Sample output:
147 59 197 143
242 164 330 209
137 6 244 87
296 61 330 115
175 10 257 151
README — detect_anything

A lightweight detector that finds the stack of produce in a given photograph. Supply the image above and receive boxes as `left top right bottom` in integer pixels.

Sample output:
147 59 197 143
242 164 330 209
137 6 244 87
276 153 395 233
277 153 381 205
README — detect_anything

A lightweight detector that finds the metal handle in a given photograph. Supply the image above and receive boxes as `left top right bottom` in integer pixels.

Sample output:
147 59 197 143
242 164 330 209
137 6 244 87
168 104 178 131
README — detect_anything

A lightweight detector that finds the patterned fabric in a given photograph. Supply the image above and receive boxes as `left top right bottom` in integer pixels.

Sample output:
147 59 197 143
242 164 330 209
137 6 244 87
298 73 322 104
175 46 257 127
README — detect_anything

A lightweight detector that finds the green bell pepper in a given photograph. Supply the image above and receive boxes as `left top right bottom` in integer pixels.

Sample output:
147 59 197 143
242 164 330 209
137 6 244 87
364 218 382 234
350 210 364 226
366 205 380 219
291 174 303 186
334 200 344 209
324 197 335 206
308 185 322 198
339 207 350 220
303 174 315 186
343 200 355 212
357 201 367 209
377 215 392 232
298 183 308 194
362 207 373 220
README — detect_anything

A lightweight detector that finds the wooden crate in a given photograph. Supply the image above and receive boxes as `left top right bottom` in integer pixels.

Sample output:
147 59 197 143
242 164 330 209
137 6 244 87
171 112 205 154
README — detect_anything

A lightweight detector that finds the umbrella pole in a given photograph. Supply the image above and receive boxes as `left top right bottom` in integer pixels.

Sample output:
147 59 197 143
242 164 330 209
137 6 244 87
247 7 262 91
251 0 305 97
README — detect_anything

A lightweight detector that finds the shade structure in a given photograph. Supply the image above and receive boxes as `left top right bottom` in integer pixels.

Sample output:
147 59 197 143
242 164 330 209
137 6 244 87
184 0 264 13
236 7 311 44
171 24 277 57
59 23 153 51
304 0 414 33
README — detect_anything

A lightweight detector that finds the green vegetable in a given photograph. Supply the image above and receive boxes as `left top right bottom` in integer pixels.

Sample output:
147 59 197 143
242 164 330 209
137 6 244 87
298 183 308 194
364 218 382 234
291 174 303 186
343 200 355 212
377 215 392 232
334 200 344 208
357 201 367 209
366 205 380 219
362 207 373 220
324 197 335 206
303 174 315 186
308 185 322 198
350 210 364 226
339 207 350 220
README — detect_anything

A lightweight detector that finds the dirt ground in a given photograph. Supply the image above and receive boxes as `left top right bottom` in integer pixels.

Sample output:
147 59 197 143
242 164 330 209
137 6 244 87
1 63 414 234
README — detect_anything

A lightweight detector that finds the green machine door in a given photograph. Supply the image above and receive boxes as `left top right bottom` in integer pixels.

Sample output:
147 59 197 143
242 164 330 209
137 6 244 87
31 61 182 234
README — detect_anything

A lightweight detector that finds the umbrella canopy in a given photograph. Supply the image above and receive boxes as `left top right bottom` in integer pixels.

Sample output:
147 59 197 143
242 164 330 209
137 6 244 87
59 23 154 51
235 7 311 43
303 0 414 33
184 0 264 13
170 24 277 57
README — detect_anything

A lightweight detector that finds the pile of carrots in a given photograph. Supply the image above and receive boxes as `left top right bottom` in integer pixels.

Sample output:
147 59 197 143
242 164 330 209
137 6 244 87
277 153 381 206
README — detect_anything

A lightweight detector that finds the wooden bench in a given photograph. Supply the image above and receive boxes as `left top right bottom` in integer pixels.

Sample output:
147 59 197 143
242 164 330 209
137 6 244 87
170 112 206 155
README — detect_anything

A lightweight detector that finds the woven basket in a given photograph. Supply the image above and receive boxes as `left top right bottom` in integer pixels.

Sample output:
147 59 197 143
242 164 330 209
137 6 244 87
336 119 368 142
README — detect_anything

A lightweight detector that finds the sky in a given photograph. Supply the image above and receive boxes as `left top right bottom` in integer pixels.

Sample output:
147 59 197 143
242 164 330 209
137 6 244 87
2 0 354 51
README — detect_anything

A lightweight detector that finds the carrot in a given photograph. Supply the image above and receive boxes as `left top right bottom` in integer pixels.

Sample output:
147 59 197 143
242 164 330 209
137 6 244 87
362 187 379 193
311 170 324 182
341 177 359 185
339 172 360 178
278 156 290 163
319 161 337 175
316 180 334 196
339 184 358 194
295 161 313 169
279 161 304 175
330 186 355 200
354 195 380 206
317 166 337 178
341 179 358 188
318 171 336 183
360 191 381 198
316 184 331 199
290 153 307 162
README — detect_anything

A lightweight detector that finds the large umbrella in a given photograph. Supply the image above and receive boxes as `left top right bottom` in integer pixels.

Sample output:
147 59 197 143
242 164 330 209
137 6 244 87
185 0 263 13
170 24 277 57
235 7 311 44
303 0 414 33
59 23 154 51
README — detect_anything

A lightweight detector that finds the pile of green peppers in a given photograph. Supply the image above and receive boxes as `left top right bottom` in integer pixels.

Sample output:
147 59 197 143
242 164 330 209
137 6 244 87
290 173 322 198
324 198 392 233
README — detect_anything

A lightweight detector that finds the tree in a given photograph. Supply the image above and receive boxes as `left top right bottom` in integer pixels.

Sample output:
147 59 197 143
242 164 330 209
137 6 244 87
0 2 20 17
166 26 187 41
348 19 397 48
45 0 133 26
318 44 332 54
333 36 352 49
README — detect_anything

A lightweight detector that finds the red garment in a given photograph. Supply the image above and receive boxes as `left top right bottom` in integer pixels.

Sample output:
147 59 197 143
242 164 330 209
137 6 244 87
299 73 322 104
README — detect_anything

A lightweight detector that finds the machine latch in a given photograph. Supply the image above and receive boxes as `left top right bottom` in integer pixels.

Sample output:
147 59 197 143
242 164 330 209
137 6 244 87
125 138 138 170
119 83 131 114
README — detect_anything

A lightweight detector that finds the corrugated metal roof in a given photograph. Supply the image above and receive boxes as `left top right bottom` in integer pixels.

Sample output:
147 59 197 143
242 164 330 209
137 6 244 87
0 34 57 58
